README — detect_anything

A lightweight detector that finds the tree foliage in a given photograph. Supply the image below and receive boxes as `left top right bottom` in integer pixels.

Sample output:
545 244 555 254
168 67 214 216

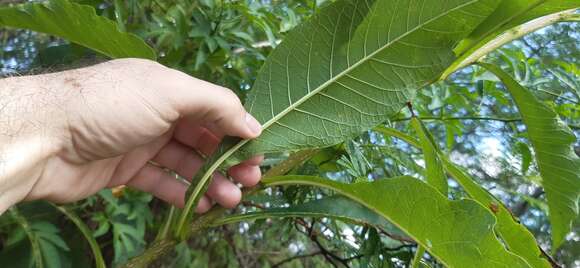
0 0 578 267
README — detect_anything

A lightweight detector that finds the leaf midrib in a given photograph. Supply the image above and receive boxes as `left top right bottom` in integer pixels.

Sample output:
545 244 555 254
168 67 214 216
180 0 482 234
255 0 479 139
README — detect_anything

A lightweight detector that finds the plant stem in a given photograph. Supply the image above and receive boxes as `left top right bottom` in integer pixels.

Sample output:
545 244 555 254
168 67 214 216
393 116 522 123
51 204 106 268
440 9 578 80
122 150 317 266
156 206 176 241
263 149 319 178
412 245 426 268
176 138 246 238
122 239 177 268
9 207 43 267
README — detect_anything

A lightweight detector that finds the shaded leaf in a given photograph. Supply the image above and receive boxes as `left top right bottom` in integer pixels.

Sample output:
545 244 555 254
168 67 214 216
0 0 156 59
262 175 529 267
480 62 580 250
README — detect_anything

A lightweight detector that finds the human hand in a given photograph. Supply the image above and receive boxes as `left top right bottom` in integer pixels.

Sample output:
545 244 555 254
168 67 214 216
0 58 262 213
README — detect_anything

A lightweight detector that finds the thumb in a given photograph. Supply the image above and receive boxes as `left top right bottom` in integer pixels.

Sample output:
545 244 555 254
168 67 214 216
207 88 262 139
160 68 261 139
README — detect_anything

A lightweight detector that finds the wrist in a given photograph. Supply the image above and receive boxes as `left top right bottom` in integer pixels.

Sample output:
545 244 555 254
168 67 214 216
0 74 66 213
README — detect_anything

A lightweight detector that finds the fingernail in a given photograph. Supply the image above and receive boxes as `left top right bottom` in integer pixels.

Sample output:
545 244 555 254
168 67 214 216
245 113 262 136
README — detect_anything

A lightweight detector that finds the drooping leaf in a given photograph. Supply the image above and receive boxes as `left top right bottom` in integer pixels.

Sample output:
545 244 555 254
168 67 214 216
374 126 421 148
481 63 580 250
262 175 529 267
442 158 551 267
411 118 448 196
380 122 550 267
455 0 580 55
0 0 156 59
178 0 502 234
410 118 448 267
549 68 580 101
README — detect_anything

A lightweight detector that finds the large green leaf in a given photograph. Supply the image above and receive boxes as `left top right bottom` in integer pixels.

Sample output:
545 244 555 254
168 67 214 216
0 0 156 59
381 121 550 266
411 118 449 266
442 158 551 267
481 63 580 250
240 0 500 158
178 0 502 235
454 0 580 57
262 175 529 267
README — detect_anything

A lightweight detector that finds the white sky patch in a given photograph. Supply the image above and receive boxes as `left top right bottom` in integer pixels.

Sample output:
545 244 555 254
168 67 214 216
476 137 503 177
340 227 360 249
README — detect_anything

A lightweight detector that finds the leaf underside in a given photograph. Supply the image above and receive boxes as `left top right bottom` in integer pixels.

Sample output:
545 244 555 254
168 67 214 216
0 0 156 60
236 0 502 159
180 0 503 235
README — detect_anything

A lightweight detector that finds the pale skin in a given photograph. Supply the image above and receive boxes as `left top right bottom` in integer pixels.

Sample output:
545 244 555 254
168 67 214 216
0 58 263 214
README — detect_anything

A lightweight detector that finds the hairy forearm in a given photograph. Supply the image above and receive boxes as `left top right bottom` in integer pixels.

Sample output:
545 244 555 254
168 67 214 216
0 74 66 213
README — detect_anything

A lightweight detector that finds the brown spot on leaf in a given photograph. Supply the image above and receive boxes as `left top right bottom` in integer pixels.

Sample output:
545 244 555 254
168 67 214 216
489 202 499 214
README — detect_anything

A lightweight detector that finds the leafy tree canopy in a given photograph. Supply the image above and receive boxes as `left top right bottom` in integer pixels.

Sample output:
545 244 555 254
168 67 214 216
0 0 578 267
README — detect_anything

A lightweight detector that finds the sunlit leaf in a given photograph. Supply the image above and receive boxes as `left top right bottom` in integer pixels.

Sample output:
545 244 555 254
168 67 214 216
481 62 580 250
262 175 529 267
383 120 551 267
